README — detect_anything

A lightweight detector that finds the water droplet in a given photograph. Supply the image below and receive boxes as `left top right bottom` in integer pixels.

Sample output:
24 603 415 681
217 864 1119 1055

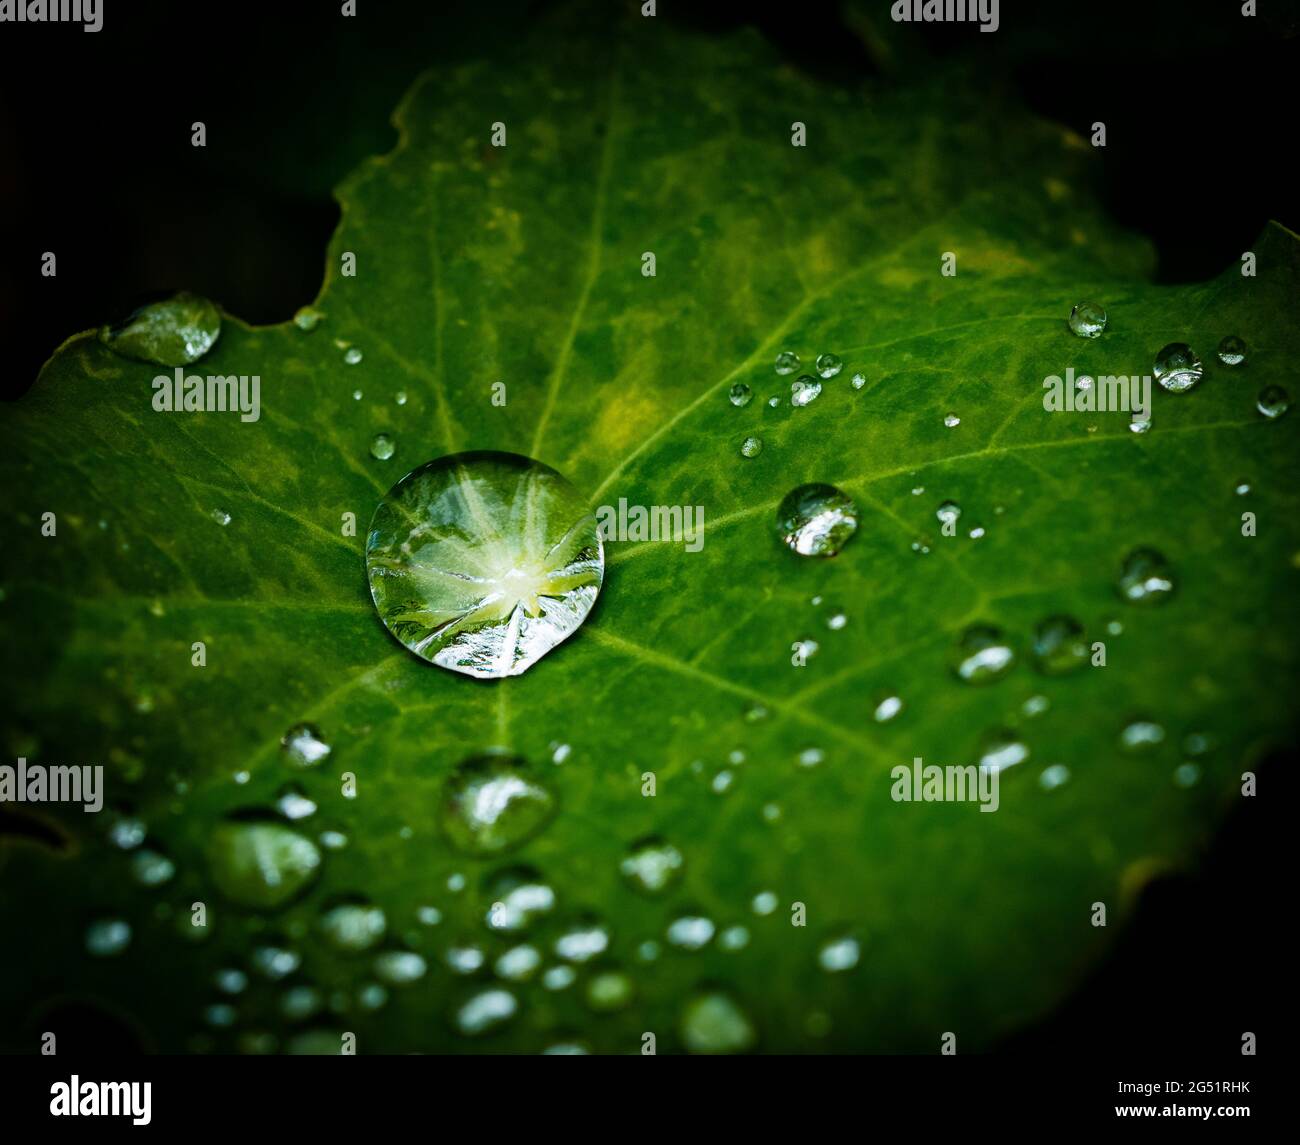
796 747 825 769
1068 301 1107 338
1173 763 1201 788
416 905 443 926
679 991 756 1054
774 350 800 375
108 816 146 850
818 935 860 972
1039 764 1071 790
215 968 248 995
936 500 961 525
1153 343 1203 392
281 984 323 1022
1129 414 1152 434
131 847 175 887
667 913 716 950
373 950 427 985
1257 384 1290 420
444 944 485 974
751 891 778 915
369 433 396 461
343 346 364 365
719 925 751 951
1022 694 1050 717
495 944 542 981
437 754 556 857
293 306 323 332
1075 374 1095 392
792 637 820 661
740 435 764 458
1119 719 1165 752
850 372 866 390
542 965 577 990
1183 731 1215 757
1031 615 1088 675
1118 547 1174 604
99 292 222 366
585 970 634 1012
951 624 1016 684
553 918 610 963
776 483 859 557
620 837 685 896
365 452 603 679
815 352 843 379
729 382 753 407
252 943 301 980
978 730 1029 773
210 508 231 527
455 988 518 1036
276 783 316 820
394 390 408 405
208 815 322 909
485 866 556 932
352 389 363 401
1235 481 1251 496
791 376 822 407
281 722 331 768
873 692 903 722
86 919 132 957
826 610 847 630
1217 335 1246 366
711 769 735 794
766 396 780 408
742 700 769 723
319 897 387 952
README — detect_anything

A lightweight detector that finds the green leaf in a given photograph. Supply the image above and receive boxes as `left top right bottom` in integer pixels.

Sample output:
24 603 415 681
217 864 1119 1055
2 10 1296 1054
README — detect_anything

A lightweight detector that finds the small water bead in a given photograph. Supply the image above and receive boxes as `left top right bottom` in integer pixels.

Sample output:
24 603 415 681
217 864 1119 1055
729 382 753 408
394 390 408 405
319 898 387 952
752 891 778 916
943 413 961 428
215 968 248 995
86 919 132 957
99 292 222 366
719 925 751 951
826 610 847 630
369 433 396 461
791 376 822 407
968 525 986 539
1217 335 1247 366
495 944 542 982
210 509 232 526
1235 481 1251 496
951 624 1016 684
740 435 764 458
205 1003 237 1029
1174 763 1201 788
343 346 364 365
711 769 735 794
774 350 800 375
1039 764 1071 790
776 483 859 557
666 914 716 950
679 991 757 1055
978 731 1029 773
620 837 685 896
447 873 466 892
281 722 331 768
743 700 769 723
1119 719 1166 752
1022 694 1050 717
108 816 146 850
543 966 577 990
454 988 518 1036
1129 415 1152 435
1257 384 1290 419
1075 374 1095 392
252 943 302 980
850 372 866 390
373 950 427 985
367 452 603 679
873 692 904 723
1118 547 1175 604
815 352 843 379
445 945 486 974
416 905 443 927
1183 731 1216 757
818 935 860 973
1031 615 1089 675
936 500 961 525
766 396 780 408
637 940 661 962
586 970 634 1013
437 754 556 857
131 848 175 887
1068 301 1107 338
293 306 323 332
484 866 556 932
276 784 316 821
1153 343 1203 392
796 747 825 768
281 985 323 1022
553 919 610 963
352 389 363 401
207 815 322 909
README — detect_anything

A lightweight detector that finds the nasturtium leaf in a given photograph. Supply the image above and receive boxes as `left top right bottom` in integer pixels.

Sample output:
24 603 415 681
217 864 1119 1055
1 8 1296 1053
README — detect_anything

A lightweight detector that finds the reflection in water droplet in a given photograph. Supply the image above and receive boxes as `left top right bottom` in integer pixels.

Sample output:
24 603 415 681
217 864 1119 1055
776 484 858 557
620 837 685 896
366 452 603 679
210 509 232 526
99 292 222 366
1153 343 1203 392
680 991 757 1054
208 815 322 909
281 723 331 768
1217 335 1246 366
774 350 800 375
370 433 396 461
1118 547 1174 604
1257 385 1290 420
276 783 316 820
1032 615 1088 675
951 625 1016 684
1068 301 1107 338
438 754 556 857
729 383 753 408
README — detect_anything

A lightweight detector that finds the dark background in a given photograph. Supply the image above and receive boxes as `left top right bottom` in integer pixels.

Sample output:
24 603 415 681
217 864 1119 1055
0 0 1291 1060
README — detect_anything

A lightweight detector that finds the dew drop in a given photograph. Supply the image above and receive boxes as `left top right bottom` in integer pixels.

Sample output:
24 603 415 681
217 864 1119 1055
978 730 1029 773
343 346 363 365
207 815 322 909
1153 343 1203 392
86 919 132 957
1217 335 1247 366
752 891 778 915
719 925 751 951
484 866 556 932
319 897 387 952
818 935 860 973
791 376 822 407
553 918 610 963
1119 719 1166 752
729 383 753 408
815 353 843 379
826 610 847 630
850 372 866 390
455 988 518 1036
951 624 1016 684
679 991 757 1054
1068 301 1107 338
99 292 222 366
369 433 396 461
1039 764 1071 790
774 350 800 375
1257 384 1290 420
293 306 323 332
281 722 331 768
495 944 541 981
943 413 960 427
1118 547 1174 604
585 970 634 1012
776 483 858 557
365 452 603 679
740 435 763 458
666 913 716 951
796 747 825 769
437 754 556 857
1031 615 1088 675
373 950 427 985
873 692 903 722
275 784 316 820
394 390 408 405
131 848 175 887
1075 374 1095 392
620 837 685 896
936 500 961 525
1129 414 1152 435
210 509 232 527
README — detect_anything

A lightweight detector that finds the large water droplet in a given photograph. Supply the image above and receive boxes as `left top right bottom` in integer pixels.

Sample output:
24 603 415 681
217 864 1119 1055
369 433 396 461
1031 615 1088 675
791 376 822 407
679 991 757 1054
776 484 859 557
1068 301 1107 338
208 815 322 909
1153 343 1203 392
99 292 222 366
366 452 603 679
1217 335 1246 366
667 913 716 950
951 624 1016 684
1257 384 1290 420
815 352 843 379
740 435 764 458
1118 547 1174 604
729 383 753 408
437 754 556 856
620 837 685 896
774 350 800 375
